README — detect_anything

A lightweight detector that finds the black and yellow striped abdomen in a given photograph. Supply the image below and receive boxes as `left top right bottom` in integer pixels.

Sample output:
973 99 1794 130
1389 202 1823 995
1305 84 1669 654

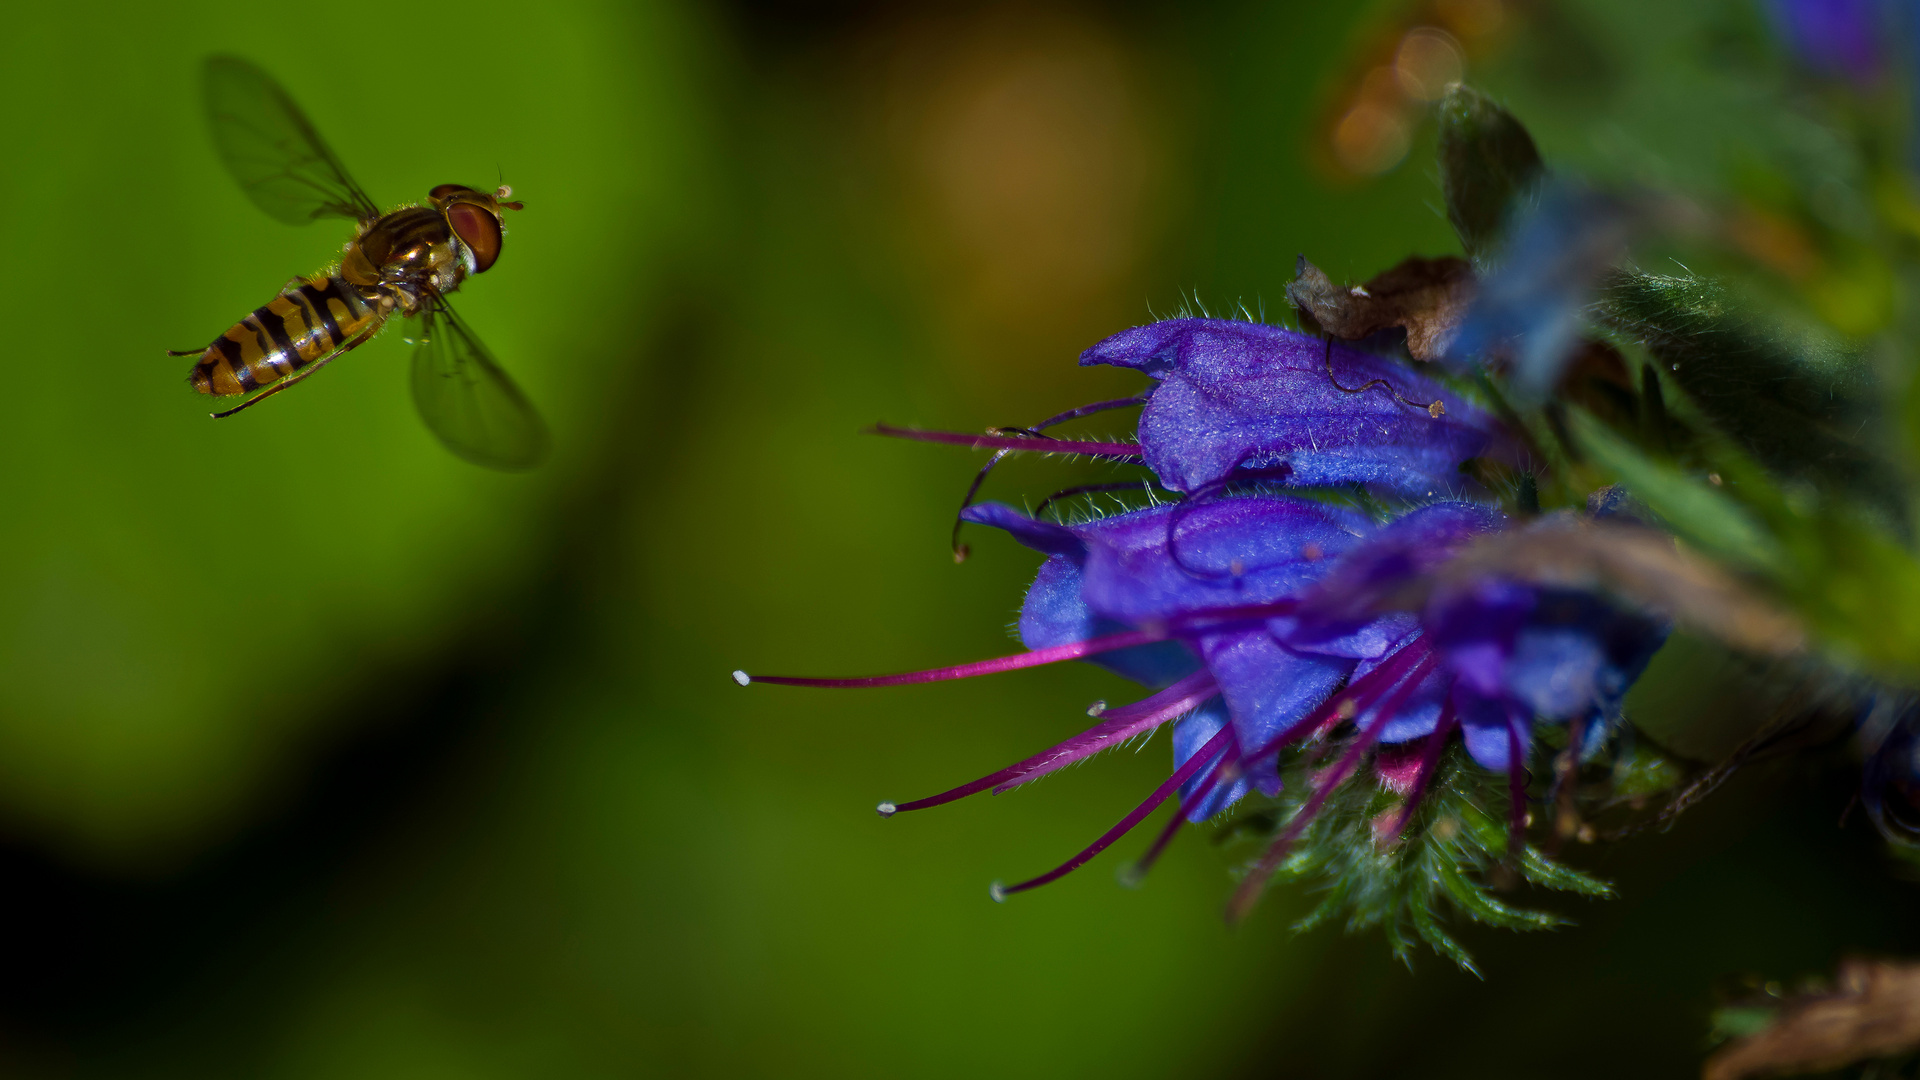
189 276 379 396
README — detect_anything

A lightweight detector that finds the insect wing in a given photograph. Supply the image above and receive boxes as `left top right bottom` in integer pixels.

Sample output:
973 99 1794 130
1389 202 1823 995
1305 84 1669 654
410 300 550 470
202 55 380 225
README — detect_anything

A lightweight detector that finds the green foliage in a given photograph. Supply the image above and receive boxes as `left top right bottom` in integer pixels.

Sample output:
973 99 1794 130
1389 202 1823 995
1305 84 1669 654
1708 1004 1780 1043
1570 397 1920 682
1240 749 1612 975
1567 409 1787 574
1595 271 1901 518
1609 738 1688 799
1437 85 1547 262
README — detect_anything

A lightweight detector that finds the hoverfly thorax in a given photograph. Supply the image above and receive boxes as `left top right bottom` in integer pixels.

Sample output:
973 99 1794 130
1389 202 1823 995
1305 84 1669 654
430 184 523 275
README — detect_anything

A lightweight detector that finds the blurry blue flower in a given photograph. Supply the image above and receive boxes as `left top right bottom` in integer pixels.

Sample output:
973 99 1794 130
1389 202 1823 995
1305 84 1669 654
1863 696 1920 843
1446 184 1632 399
1767 0 1886 83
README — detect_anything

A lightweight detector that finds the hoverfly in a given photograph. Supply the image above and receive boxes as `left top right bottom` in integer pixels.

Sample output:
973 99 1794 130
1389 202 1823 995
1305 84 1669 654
174 55 548 469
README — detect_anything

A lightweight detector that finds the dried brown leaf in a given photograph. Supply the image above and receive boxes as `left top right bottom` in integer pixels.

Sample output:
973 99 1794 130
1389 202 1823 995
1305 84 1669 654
1285 254 1477 362
1705 959 1920 1080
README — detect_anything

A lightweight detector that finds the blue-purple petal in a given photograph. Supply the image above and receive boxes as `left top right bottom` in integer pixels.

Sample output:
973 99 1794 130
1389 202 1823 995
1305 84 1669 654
1071 496 1372 626
1195 627 1351 761
1174 697 1254 821
1372 667 1450 744
1298 501 1507 630
960 501 1084 559
1456 689 1528 770
1080 319 1508 495
1015 551 1201 688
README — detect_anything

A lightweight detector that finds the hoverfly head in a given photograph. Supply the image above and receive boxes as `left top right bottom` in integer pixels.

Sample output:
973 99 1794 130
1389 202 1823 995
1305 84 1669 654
429 183 520 274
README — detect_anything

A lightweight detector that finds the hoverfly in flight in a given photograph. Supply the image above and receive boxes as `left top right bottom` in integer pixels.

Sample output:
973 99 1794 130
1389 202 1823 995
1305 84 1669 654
174 55 548 469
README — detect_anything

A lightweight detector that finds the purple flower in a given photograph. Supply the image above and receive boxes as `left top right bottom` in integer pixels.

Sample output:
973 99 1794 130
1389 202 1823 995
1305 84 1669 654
738 315 1666 918
1079 319 1511 496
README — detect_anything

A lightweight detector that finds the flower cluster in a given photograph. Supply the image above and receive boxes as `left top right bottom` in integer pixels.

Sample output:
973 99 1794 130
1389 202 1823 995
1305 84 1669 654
739 313 1670 943
740 75 1920 968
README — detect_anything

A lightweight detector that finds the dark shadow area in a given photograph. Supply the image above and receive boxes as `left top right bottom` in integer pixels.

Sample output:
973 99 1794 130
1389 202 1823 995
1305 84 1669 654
1231 756 1920 1079
0 288 718 1064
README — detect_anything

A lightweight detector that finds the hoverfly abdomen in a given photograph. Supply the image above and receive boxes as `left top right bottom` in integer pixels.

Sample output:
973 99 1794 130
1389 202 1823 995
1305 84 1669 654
188 276 379 396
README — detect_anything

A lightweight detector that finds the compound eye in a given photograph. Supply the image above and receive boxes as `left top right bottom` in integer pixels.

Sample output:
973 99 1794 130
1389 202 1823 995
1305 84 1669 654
430 183 476 202
446 201 504 272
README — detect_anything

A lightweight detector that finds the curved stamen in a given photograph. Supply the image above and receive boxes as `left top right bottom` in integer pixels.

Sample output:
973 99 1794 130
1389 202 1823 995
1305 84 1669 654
1227 649 1440 923
877 671 1218 816
736 599 1300 689
1318 332 1446 417
1164 462 1298 582
946 396 1149 560
1030 480 1168 523
874 423 1142 460
992 724 1234 901
1547 712 1589 852
950 448 1015 562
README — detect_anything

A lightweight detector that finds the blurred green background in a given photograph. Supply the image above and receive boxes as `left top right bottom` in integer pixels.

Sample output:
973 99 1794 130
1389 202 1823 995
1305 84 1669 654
0 0 1915 1075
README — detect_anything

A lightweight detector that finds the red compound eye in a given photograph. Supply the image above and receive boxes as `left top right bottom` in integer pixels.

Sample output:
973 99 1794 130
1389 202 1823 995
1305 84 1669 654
446 201 503 272
430 183 476 201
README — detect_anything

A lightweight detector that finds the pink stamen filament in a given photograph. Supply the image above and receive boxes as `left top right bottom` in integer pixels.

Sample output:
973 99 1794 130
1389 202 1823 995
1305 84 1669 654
739 628 1166 689
1226 649 1440 923
1122 745 1241 887
878 671 1219 816
1383 699 1461 845
994 724 1235 901
736 601 1300 690
1244 636 1435 763
873 423 1142 460
991 673 1218 795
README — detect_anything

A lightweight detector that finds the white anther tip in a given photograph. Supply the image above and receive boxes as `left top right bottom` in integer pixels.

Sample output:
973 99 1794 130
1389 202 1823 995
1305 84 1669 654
1116 864 1147 890
988 882 1008 904
1086 699 1108 717
875 801 897 818
731 670 751 686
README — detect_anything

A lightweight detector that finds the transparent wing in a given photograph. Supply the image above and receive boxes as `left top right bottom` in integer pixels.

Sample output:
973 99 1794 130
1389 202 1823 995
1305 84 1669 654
410 298 550 470
202 55 380 225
